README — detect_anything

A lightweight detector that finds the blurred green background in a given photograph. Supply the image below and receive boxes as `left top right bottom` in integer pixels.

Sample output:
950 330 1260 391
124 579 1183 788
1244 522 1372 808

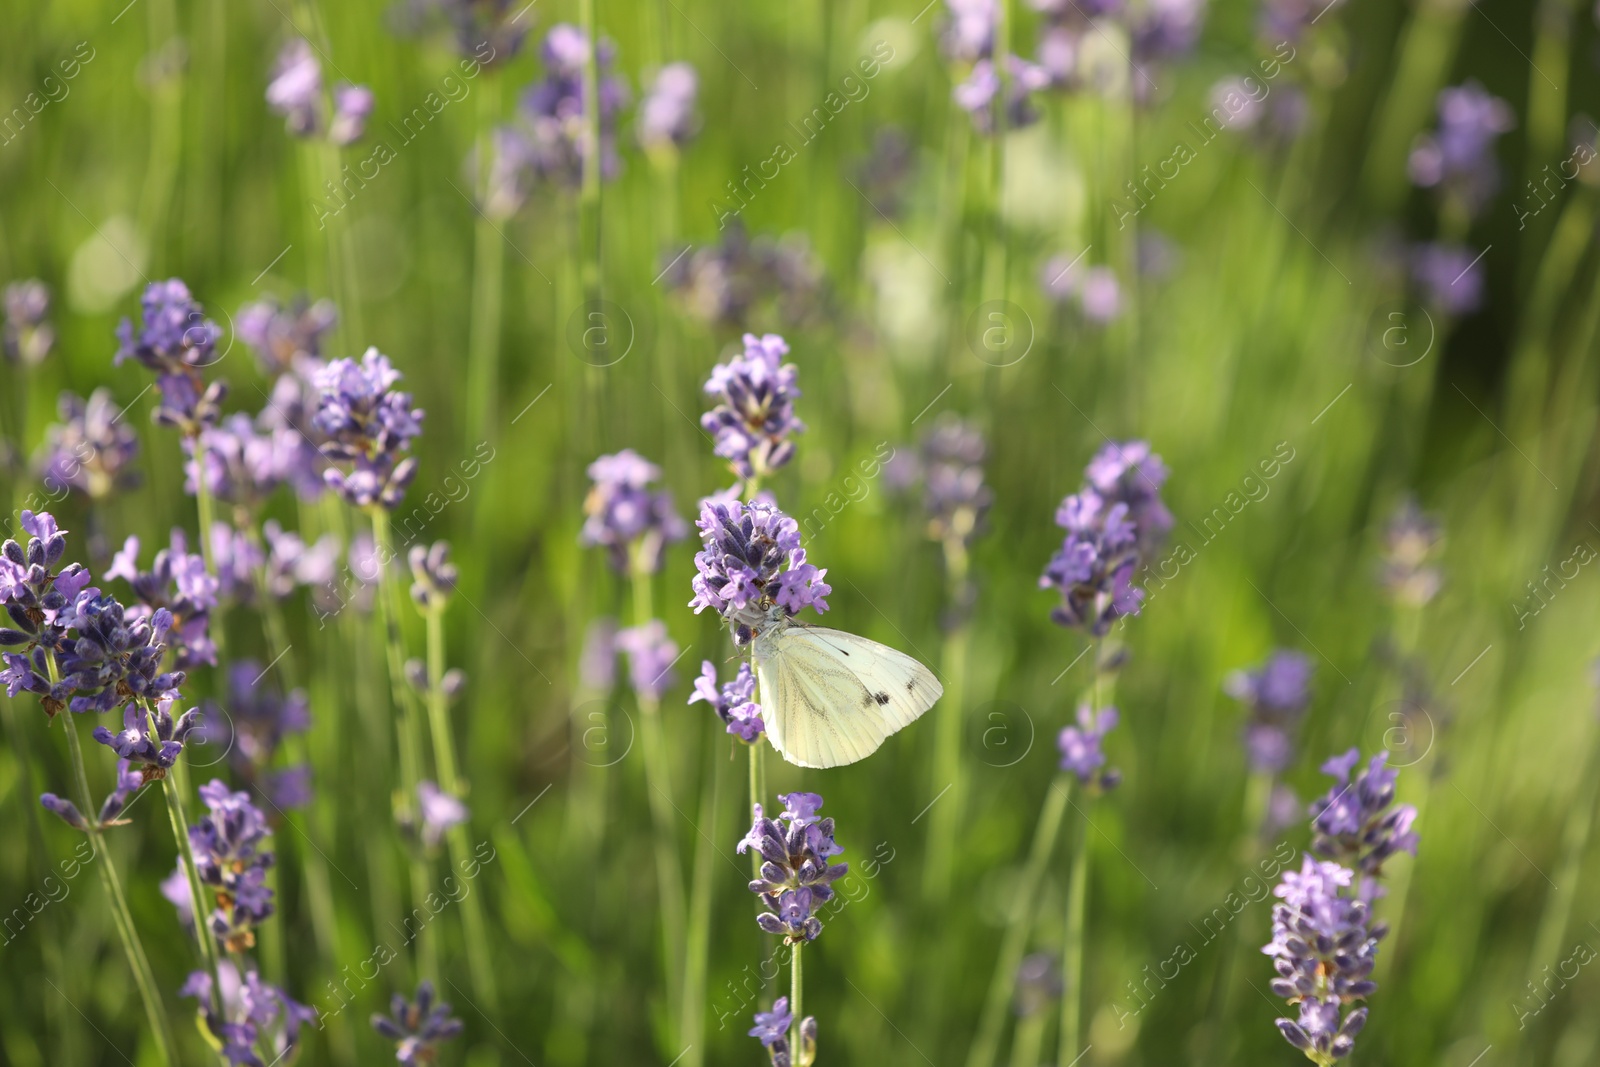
3 0 1600 1065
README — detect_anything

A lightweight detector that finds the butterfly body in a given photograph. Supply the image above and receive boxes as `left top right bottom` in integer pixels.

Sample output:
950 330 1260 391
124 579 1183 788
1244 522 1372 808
753 610 943 768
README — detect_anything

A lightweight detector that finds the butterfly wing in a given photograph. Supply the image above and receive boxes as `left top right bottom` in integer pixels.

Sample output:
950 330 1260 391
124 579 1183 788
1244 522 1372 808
756 625 943 769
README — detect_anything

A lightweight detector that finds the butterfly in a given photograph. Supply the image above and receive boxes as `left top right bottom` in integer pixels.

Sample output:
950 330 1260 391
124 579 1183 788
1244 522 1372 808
753 607 943 768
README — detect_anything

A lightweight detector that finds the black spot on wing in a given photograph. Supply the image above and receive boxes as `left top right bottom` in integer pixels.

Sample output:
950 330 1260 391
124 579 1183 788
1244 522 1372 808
905 680 916 692
874 691 891 706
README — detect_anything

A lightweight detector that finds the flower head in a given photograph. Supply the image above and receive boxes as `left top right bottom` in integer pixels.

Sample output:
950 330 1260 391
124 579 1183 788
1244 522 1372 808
3 278 55 365
37 389 142 500
105 530 218 668
515 25 630 186
1057 704 1120 790
204 662 311 806
267 38 375 146
580 450 688 575
371 980 464 1065
1410 242 1485 317
115 279 227 433
892 416 992 551
183 960 317 1067
313 347 424 509
188 780 276 952
91 690 203 778
1380 496 1443 606
408 540 459 610
689 659 765 743
237 295 337 376
661 223 827 330
417 780 468 848
1408 81 1515 217
954 55 1051 134
638 62 700 154
1309 749 1419 875
689 497 830 643
616 620 679 701
1226 649 1314 773
739 792 847 942
701 334 805 482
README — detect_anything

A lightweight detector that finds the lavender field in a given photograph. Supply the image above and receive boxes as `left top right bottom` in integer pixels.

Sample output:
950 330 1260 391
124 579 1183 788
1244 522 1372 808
3 1 1600 1065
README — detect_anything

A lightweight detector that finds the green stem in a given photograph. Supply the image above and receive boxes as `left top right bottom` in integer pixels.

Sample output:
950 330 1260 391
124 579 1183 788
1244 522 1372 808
159 756 225 1017
966 777 1070 1067
56 698 179 1066
749 730 766 888
1007 1011 1047 1067
466 76 506 445
679 730 728 1067
370 507 437 982
427 607 502 1011
1057 788 1090 1067
790 939 804 1065
631 564 686 1038
1527 723 1600 982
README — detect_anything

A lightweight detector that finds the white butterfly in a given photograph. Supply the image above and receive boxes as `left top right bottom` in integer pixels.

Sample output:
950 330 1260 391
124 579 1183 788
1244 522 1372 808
753 608 943 769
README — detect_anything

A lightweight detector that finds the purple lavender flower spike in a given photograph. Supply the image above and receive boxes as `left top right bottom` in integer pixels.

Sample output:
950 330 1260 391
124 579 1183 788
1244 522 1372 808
408 540 459 609
1410 242 1485 316
942 0 997 62
1408 81 1516 218
417 780 468 847
1057 704 1121 790
639 62 700 154
37 389 141 499
115 279 227 434
183 960 317 1067
236 295 337 375
402 0 531 64
517 24 630 186
1226 649 1314 773
689 497 830 644
267 39 323 136
330 82 376 145
689 658 766 743
1015 952 1063 1017
189 779 276 952
893 416 993 551
206 661 311 805
701 333 805 483
97 759 147 824
3 278 55 365
313 347 424 510
580 450 688 575
954 55 1052 134
371 980 465 1064
662 223 828 330
1309 749 1419 875
616 620 679 701
105 530 219 668
262 520 340 597
739 791 848 943
1380 495 1443 606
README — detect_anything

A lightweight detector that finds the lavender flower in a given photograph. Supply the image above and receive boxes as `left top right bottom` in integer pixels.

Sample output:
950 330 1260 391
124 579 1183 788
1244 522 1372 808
662 224 827 330
1226 650 1314 773
189 779 276 952
580 450 688 575
91 690 203 779
4 278 55 365
106 531 219 668
185 413 286 509
1131 0 1208 99
942 0 997 62
893 416 992 550
1039 259 1124 324
258 373 332 500
53 596 187 712
738 792 848 942
701 334 805 482
115 279 227 433
750 996 816 1067
1083 440 1173 555
405 0 531 65
207 662 312 807
313 347 424 509
1408 81 1516 217
182 961 317 1067
689 659 766 743
1380 496 1443 606
1263 857 1376 1062
417 780 468 847
517 25 630 186
954 56 1052 134
236 296 337 375
689 498 831 644
1309 749 1420 876
39 793 88 831
262 520 341 597
1409 242 1485 316
1015 952 1063 1017
616 620 679 701
267 38 376 146
1058 704 1121 790
408 540 458 609
37 389 141 499
855 127 916 219
372 980 465 1064
638 62 700 154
